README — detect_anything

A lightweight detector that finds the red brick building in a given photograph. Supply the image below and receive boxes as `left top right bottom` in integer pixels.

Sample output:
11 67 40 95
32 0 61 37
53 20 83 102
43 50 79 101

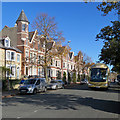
1 10 84 81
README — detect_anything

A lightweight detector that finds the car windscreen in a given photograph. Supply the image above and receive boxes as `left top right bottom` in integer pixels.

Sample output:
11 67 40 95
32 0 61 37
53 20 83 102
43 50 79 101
50 81 57 83
24 79 36 84
20 80 25 84
81 79 85 81
90 68 107 82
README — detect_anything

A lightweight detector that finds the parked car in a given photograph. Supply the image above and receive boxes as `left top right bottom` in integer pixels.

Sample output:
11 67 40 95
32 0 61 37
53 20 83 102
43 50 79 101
80 79 86 84
47 80 64 90
13 79 26 90
19 78 47 94
28 75 40 79
84 79 88 84
56 80 65 88
23 75 29 80
116 75 120 85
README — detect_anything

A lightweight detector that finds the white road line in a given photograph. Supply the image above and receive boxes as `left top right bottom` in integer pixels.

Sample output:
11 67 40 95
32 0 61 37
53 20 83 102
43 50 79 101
34 110 38 112
17 117 21 119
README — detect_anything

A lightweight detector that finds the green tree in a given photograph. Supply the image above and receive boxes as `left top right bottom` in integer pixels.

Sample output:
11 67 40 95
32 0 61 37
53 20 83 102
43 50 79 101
0 66 11 90
77 74 80 82
0 66 10 80
80 74 85 81
96 21 120 73
96 1 120 73
62 72 66 83
72 72 76 83
97 2 119 16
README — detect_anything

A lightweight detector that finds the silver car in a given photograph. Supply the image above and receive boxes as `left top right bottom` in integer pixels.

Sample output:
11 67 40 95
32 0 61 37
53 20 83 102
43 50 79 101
47 80 64 90
19 78 47 94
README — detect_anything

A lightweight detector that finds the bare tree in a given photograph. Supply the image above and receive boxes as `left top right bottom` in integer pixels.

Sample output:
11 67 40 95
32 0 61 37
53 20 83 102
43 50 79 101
75 51 83 75
75 51 94 75
32 13 65 81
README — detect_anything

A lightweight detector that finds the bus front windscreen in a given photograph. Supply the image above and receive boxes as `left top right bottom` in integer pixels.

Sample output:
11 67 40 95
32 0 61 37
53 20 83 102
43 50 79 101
90 68 107 82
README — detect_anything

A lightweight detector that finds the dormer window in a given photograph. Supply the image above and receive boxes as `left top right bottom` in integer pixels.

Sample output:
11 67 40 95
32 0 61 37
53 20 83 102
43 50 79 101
22 24 26 31
5 39 10 47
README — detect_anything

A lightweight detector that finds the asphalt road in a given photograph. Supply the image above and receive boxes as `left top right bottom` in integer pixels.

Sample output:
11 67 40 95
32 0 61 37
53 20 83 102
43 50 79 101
2 83 120 118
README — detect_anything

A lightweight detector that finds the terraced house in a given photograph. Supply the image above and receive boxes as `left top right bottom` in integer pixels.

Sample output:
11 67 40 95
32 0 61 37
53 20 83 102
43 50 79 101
1 10 83 80
0 36 22 79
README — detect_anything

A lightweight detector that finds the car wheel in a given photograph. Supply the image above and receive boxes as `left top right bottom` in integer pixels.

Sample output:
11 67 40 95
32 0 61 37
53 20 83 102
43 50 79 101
61 85 64 89
55 86 58 90
43 87 47 92
105 87 108 90
33 89 37 94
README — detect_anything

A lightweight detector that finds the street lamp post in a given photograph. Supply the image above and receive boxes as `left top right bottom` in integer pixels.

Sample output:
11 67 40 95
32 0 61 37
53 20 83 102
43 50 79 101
66 41 71 84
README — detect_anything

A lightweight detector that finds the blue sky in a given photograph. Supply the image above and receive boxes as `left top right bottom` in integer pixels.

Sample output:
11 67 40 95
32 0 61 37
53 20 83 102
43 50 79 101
2 2 118 64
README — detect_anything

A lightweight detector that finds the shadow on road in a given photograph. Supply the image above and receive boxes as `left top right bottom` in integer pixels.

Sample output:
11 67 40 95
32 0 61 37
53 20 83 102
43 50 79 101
65 83 120 94
2 90 120 115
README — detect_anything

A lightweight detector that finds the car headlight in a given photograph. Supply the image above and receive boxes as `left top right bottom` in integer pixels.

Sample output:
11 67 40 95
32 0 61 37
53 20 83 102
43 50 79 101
103 84 108 86
52 85 56 88
88 83 92 86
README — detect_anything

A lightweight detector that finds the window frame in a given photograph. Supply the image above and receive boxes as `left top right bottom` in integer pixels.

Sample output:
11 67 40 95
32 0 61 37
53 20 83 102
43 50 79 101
6 50 10 60
6 64 16 78
5 39 10 47
17 54 20 62
22 24 26 31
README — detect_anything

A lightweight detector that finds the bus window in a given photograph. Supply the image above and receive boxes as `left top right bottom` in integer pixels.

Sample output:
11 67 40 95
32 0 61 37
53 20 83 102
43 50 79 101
90 68 107 82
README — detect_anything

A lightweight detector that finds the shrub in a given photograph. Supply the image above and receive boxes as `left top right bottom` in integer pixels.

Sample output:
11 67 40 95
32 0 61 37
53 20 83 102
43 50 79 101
80 74 85 81
57 71 61 79
2 79 21 90
77 74 80 82
68 72 71 83
72 72 76 83
62 72 66 83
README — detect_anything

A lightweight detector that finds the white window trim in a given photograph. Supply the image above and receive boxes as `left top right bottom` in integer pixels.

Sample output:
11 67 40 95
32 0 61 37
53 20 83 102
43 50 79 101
6 64 16 78
6 50 11 60
11 51 16 61
5 37 10 47
6 50 16 61
17 66 20 79
22 24 26 31
17 53 20 63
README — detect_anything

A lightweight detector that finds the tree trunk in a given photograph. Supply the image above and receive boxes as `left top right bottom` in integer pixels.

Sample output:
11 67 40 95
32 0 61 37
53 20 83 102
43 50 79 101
44 35 48 82
44 65 48 83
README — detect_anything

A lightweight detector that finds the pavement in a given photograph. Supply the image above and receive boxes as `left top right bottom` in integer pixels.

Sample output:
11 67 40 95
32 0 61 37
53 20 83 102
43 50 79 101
2 82 119 98
1 83 76 98
2 89 19 98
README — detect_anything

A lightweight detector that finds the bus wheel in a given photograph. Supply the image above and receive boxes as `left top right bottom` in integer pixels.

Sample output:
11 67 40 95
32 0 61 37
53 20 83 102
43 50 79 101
105 87 108 90
88 87 92 90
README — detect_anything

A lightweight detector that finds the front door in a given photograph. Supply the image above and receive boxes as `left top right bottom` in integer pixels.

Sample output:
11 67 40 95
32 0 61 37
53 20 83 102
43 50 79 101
26 67 28 75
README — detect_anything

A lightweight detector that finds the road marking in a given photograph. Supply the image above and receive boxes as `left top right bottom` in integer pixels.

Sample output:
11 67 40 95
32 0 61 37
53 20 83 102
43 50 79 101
17 117 21 119
34 110 38 112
